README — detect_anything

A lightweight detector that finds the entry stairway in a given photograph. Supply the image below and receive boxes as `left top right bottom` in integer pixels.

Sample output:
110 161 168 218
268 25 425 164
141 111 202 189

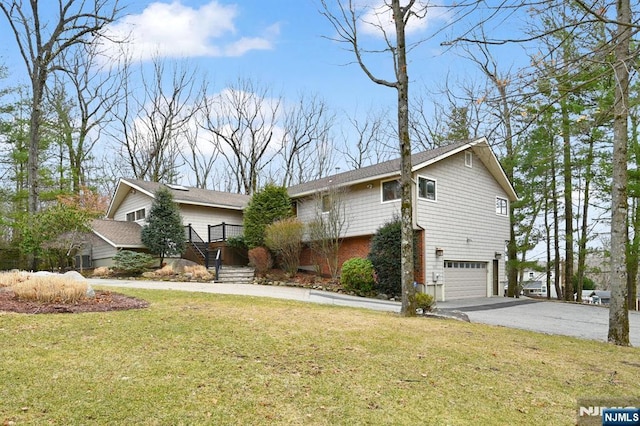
214 266 255 284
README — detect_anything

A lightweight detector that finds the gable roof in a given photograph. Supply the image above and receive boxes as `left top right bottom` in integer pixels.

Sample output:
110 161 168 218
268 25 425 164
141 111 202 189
106 178 251 218
91 219 144 248
287 137 517 201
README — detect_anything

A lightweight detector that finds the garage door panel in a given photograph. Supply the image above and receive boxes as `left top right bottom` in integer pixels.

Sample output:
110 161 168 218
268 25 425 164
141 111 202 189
444 261 487 299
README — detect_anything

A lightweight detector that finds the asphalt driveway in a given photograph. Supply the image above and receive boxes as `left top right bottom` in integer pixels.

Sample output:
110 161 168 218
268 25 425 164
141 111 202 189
436 297 640 346
89 278 640 346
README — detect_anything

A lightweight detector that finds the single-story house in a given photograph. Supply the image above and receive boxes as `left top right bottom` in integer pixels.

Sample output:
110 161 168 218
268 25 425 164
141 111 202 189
85 137 517 301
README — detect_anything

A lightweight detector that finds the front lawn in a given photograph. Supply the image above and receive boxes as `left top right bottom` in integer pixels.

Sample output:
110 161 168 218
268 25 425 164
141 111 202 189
1 288 638 425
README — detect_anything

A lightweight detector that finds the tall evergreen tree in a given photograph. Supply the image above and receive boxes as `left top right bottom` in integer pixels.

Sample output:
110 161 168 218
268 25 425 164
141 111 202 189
141 187 186 267
243 184 292 249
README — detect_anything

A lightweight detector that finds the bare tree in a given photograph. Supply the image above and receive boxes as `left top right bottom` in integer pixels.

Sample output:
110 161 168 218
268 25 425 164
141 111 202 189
307 185 349 281
0 0 122 213
321 0 427 316
202 77 282 195
180 116 219 189
280 92 335 186
339 107 394 169
110 57 202 183
48 41 120 193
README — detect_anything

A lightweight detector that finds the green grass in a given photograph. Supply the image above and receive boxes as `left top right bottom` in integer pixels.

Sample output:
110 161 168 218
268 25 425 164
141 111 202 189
1 288 638 425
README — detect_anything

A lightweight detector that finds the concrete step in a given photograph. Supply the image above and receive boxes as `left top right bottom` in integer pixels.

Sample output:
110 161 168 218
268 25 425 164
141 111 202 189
214 266 255 284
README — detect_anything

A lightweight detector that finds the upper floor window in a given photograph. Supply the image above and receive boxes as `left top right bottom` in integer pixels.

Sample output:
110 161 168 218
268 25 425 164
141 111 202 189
382 179 401 202
496 197 508 216
321 194 332 213
418 176 436 201
465 151 473 167
126 208 146 222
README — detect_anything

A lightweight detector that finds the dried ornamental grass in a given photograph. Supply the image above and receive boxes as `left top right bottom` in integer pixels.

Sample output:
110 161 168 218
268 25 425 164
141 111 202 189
183 264 213 280
11 275 88 303
0 271 31 288
155 264 175 277
91 266 111 277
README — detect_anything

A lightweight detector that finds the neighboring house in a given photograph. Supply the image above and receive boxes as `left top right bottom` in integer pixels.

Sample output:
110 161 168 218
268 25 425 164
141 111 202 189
83 178 250 267
85 137 516 301
288 137 517 301
519 270 559 299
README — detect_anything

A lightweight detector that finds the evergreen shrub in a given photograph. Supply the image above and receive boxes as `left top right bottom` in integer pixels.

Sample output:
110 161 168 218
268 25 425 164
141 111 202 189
340 257 375 295
113 250 155 275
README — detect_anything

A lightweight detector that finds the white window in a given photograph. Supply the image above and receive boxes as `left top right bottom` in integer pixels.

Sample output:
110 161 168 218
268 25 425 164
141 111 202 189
496 197 508 216
418 176 436 201
465 151 473 168
382 179 401 202
126 208 146 222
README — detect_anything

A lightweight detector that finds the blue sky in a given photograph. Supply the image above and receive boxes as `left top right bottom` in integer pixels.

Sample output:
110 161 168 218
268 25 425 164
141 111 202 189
0 0 528 120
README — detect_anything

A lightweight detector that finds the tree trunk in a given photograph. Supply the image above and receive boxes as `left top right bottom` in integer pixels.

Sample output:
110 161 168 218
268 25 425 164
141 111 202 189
551 145 562 300
393 0 416 316
576 137 594 303
560 95 574 301
608 0 630 346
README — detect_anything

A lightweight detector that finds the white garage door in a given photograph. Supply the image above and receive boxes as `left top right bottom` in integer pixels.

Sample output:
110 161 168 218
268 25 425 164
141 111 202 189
444 261 488 299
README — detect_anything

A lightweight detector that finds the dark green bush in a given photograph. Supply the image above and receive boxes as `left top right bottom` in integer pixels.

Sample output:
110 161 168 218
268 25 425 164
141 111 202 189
340 257 375 295
368 219 402 296
226 235 247 251
113 250 155 275
243 184 292 249
368 218 419 297
572 275 597 291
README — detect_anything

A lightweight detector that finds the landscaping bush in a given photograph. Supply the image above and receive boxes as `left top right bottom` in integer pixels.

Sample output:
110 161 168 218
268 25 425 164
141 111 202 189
368 218 419 297
243 184 292 249
340 257 375 295
227 235 247 251
11 275 87 303
113 250 155 275
368 219 402 296
248 246 273 275
415 292 434 314
264 218 304 276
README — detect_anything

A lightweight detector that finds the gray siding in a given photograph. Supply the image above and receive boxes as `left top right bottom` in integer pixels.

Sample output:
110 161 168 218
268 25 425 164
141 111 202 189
112 192 243 240
294 149 510 300
180 204 243 241
295 182 401 239
417 150 509 298
113 191 153 223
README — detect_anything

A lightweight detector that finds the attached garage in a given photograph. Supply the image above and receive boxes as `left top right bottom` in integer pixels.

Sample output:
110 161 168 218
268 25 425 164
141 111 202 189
443 261 488 299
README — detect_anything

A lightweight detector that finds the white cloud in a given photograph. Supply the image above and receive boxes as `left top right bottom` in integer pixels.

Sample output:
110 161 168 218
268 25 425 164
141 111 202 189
358 1 449 38
101 1 276 61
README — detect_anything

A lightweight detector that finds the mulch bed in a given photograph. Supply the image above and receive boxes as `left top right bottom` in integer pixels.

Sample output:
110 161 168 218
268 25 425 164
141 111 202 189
0 288 149 314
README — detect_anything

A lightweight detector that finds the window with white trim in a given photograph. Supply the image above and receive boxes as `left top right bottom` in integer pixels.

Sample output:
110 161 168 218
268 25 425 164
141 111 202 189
496 197 508 216
465 151 473 167
126 208 146 222
382 179 401 202
418 176 436 201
